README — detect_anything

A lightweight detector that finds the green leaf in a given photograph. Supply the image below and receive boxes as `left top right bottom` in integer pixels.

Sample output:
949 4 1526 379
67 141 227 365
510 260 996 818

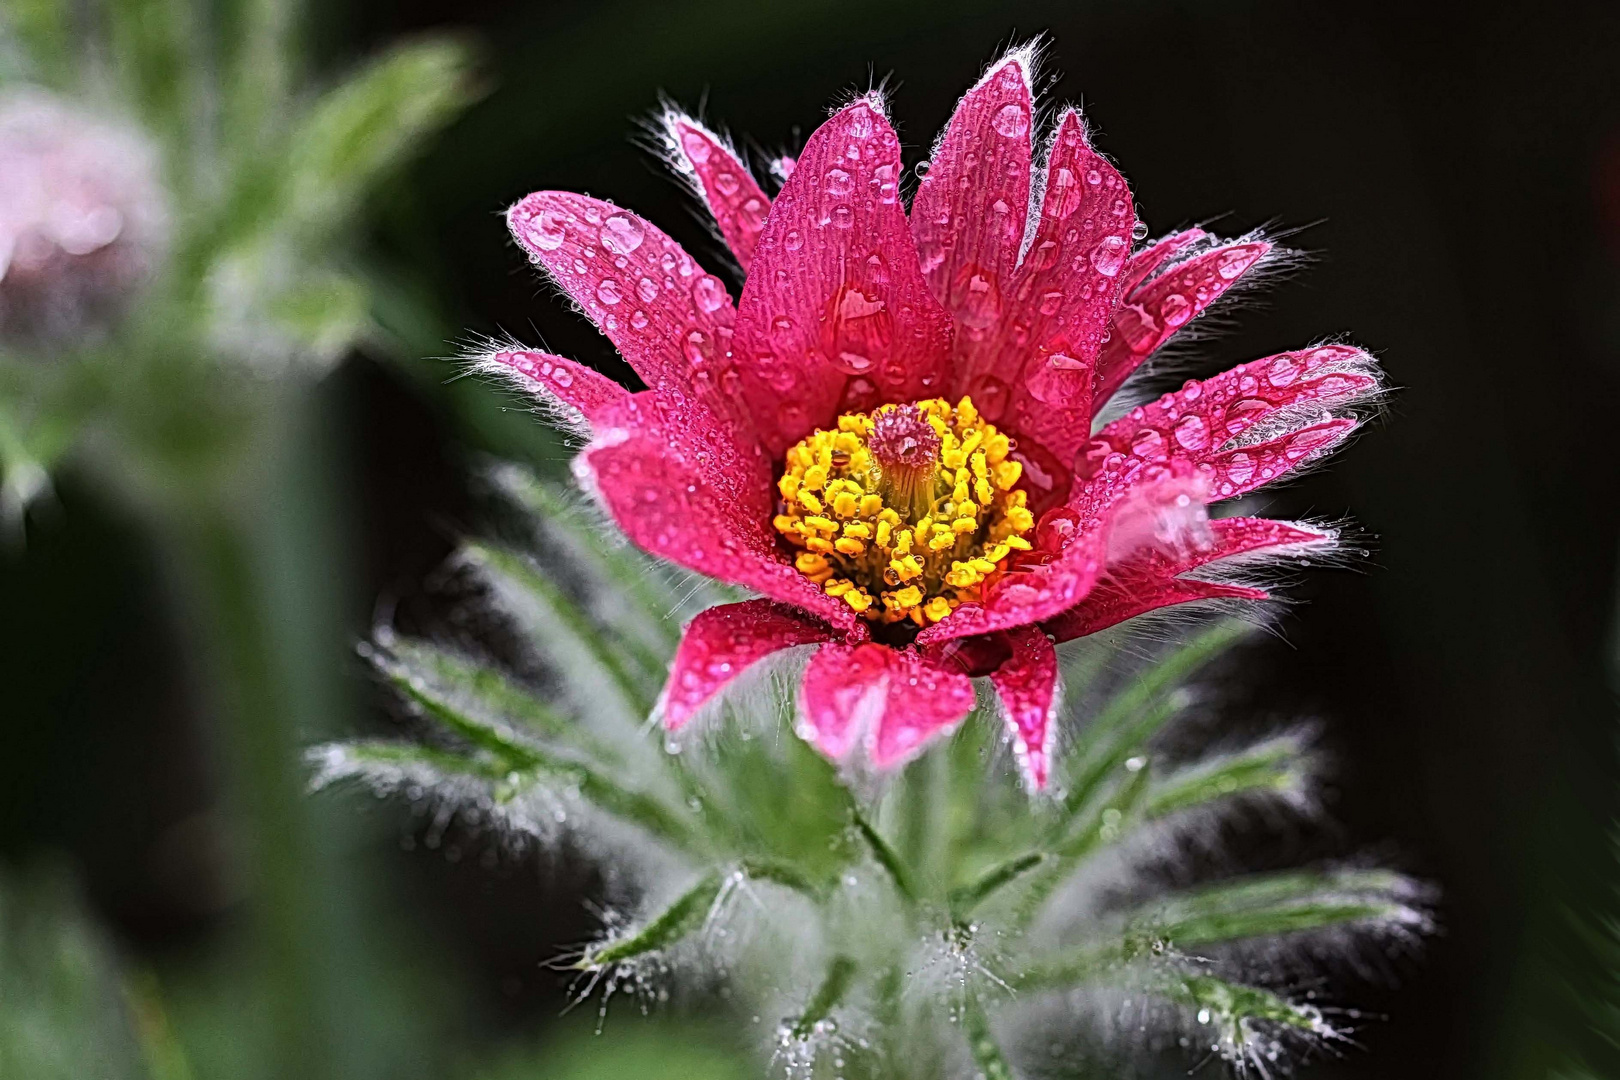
282 38 477 235
1054 619 1251 829
961 997 1016 1080
1145 733 1311 819
852 805 916 904
790 955 857 1038
376 636 617 761
487 465 693 651
464 540 656 723
1128 868 1425 950
579 872 723 969
949 852 1046 917
105 0 204 148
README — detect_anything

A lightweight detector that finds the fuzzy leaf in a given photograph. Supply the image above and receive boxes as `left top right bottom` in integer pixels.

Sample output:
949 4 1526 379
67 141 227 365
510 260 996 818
790 955 858 1038
949 852 1046 916
1145 733 1311 819
376 636 618 763
579 872 723 969
961 998 1016 1080
852 806 917 904
1129 868 1426 949
464 540 656 723
282 38 476 234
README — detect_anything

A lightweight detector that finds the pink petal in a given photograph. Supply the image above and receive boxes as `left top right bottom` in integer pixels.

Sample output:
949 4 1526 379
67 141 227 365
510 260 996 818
1116 228 1208 298
797 643 976 770
912 49 1034 331
1086 343 1381 501
1093 238 1273 410
989 626 1060 789
663 113 772 271
966 110 1138 513
916 523 1108 646
480 348 629 432
660 600 834 731
919 456 1211 647
580 391 860 632
733 97 955 455
506 191 748 431
1044 518 1334 641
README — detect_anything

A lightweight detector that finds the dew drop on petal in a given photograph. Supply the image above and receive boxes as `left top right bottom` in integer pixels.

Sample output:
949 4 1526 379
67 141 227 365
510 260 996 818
693 274 727 314
1160 293 1191 327
636 276 659 303
599 213 645 254
1130 428 1166 459
595 279 623 305
1089 235 1128 276
1174 414 1209 450
1268 355 1301 386
993 102 1031 138
826 168 853 195
715 171 740 196
784 229 804 252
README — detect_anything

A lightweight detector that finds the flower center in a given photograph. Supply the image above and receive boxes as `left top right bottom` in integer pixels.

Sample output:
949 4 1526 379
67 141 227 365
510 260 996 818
774 396 1037 626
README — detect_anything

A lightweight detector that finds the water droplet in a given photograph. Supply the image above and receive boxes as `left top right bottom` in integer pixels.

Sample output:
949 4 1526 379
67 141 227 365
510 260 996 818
715 171 740 196
822 283 891 376
1225 451 1256 486
1174 414 1209 450
595 279 623 305
630 310 648 328
1130 428 1166 459
847 106 875 139
969 375 1010 422
1025 240 1060 271
1159 292 1191 327
1089 235 1128 276
693 275 727 313
636 276 659 303
1075 438 1112 480
1218 247 1257 279
873 163 898 204
831 205 854 229
680 130 711 164
992 102 1030 138
599 214 645 255
1046 168 1083 219
529 208 567 250
783 229 804 252
952 263 1003 329
825 167 853 195
1268 355 1301 386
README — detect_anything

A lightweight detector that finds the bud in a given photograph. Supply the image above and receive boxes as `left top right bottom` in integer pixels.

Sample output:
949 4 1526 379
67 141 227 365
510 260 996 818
0 91 169 342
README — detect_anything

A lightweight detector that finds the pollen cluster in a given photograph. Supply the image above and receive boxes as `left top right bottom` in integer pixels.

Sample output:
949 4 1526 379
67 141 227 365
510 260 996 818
774 397 1036 626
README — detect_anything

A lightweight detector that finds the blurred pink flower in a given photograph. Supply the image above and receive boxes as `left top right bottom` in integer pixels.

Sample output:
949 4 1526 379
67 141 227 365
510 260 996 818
484 46 1380 788
0 91 168 341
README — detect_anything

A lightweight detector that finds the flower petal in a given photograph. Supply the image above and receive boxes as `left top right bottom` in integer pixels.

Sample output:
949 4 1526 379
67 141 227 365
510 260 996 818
661 112 772 271
479 348 630 435
1116 228 1208 298
659 600 834 731
797 643 976 770
918 457 1210 646
963 109 1138 513
734 96 955 455
912 48 1035 329
1044 518 1335 641
989 626 1060 789
1094 237 1274 410
1088 343 1382 500
580 391 859 632
507 191 748 430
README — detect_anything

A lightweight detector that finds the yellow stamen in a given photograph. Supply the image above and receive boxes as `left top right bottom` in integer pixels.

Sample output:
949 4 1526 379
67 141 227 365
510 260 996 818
772 396 1038 626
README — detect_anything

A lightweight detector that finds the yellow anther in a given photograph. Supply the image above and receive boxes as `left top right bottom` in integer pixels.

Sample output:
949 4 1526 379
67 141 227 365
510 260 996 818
803 464 828 491
993 459 1022 490
859 493 884 517
779 474 801 499
924 596 954 622
804 515 837 533
796 552 828 573
824 579 852 597
843 521 872 540
890 585 923 609
1007 505 1035 532
805 537 833 554
1005 535 1032 550
798 489 824 514
844 589 873 613
834 537 866 556
952 517 978 534
875 519 893 546
831 491 859 518
928 531 956 552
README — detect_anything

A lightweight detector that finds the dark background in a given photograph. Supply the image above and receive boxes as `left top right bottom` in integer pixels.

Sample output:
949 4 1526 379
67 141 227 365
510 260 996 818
5 1 1619 1077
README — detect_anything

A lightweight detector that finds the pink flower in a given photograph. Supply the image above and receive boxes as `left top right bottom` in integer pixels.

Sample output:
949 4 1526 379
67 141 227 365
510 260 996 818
0 91 168 341
485 45 1380 788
